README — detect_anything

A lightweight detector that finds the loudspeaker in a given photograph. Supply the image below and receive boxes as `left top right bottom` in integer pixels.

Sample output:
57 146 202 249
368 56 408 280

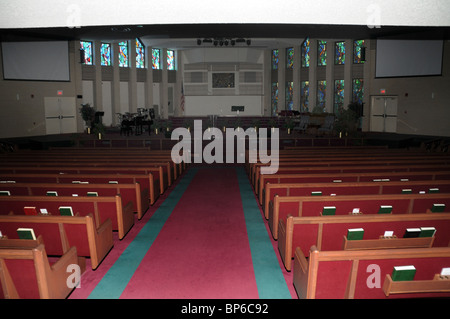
79 49 85 64
361 47 366 61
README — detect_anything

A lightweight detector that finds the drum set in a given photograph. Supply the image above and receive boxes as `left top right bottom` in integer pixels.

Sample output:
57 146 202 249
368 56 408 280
117 108 155 136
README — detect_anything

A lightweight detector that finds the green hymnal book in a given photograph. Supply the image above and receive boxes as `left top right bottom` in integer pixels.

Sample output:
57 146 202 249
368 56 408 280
108 181 118 184
347 228 364 240
0 190 11 196
431 203 445 213
311 191 322 196
403 228 421 238
46 191 58 196
401 189 412 194
429 188 440 194
391 265 416 281
419 227 436 237
87 191 98 197
17 228 36 240
59 206 74 216
321 206 336 215
378 205 393 214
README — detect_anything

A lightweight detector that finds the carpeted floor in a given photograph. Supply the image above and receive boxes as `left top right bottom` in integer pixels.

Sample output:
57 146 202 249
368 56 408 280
68 165 295 299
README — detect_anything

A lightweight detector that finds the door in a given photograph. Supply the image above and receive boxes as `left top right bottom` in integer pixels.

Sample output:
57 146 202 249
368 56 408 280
44 97 76 135
370 96 398 133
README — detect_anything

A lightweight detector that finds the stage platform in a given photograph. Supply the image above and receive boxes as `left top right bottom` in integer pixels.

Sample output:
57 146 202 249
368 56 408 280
1 127 448 152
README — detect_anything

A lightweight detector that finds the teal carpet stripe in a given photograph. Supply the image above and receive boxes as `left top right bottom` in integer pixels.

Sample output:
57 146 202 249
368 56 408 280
88 168 198 299
236 167 292 299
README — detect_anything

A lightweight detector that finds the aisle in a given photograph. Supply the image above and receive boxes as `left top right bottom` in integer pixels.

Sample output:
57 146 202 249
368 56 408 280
84 166 292 299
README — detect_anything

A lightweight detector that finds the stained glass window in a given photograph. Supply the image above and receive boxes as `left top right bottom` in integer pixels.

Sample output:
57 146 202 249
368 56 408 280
317 80 327 110
352 79 364 105
301 37 310 67
167 50 175 70
80 41 93 65
100 43 111 66
272 49 279 70
152 48 161 69
118 41 128 67
286 48 294 69
286 82 294 110
300 81 310 112
317 40 327 66
271 82 279 116
335 42 345 65
135 38 145 68
353 40 365 64
334 80 345 114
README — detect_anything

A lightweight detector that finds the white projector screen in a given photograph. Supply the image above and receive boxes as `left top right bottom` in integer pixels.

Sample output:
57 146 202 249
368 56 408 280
2 41 70 81
376 39 443 78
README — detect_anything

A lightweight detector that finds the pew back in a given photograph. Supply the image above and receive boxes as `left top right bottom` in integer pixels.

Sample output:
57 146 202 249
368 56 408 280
279 213 450 271
294 246 450 299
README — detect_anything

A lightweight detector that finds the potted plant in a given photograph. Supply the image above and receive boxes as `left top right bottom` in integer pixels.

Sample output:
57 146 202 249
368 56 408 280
334 103 359 137
164 120 173 138
183 120 191 132
284 118 295 134
92 122 106 139
79 103 96 133
151 119 161 134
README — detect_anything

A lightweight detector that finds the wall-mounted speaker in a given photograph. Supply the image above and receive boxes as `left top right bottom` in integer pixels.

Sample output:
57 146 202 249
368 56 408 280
79 49 85 64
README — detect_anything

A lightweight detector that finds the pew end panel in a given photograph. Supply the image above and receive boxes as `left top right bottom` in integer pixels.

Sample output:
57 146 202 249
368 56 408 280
269 198 300 240
354 257 450 298
0 244 78 299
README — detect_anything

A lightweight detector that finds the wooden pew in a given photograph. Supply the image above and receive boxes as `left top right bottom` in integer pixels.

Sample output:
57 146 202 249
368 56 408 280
293 246 450 299
0 194 133 240
245 148 450 175
0 181 148 220
0 172 159 206
0 160 174 188
0 236 79 299
269 192 450 239
258 170 450 205
0 165 166 195
252 159 450 189
255 163 450 195
0 214 113 270
0 149 186 179
263 179 450 217
279 213 450 271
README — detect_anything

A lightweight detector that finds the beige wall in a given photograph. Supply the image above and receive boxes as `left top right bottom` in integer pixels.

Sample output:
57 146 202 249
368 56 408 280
1 39 449 139
0 41 82 138
368 40 450 137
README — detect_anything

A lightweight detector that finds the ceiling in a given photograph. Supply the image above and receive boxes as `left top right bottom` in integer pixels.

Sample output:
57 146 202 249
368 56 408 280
1 23 449 50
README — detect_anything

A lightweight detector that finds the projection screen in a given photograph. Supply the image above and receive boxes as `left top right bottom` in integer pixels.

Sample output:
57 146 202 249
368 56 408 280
375 39 443 78
2 41 70 81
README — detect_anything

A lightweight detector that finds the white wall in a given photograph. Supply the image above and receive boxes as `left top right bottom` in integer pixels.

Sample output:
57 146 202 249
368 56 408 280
185 95 263 116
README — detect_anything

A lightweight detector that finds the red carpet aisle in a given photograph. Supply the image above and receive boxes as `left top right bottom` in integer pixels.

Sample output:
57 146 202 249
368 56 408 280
120 167 259 298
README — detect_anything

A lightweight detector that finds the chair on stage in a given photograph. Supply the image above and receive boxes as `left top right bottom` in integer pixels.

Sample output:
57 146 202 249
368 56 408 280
318 115 335 135
293 115 310 133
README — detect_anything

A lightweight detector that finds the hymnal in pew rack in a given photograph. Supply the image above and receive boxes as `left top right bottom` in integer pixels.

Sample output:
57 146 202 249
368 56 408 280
59 206 74 216
321 206 336 215
378 205 393 214
347 228 364 240
431 203 445 213
17 228 36 240
24 206 38 216
392 265 416 281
